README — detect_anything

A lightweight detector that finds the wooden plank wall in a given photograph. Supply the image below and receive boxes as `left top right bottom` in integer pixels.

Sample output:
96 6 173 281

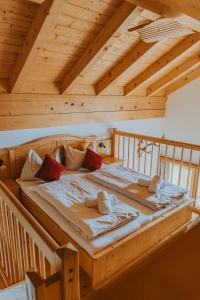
0 94 166 130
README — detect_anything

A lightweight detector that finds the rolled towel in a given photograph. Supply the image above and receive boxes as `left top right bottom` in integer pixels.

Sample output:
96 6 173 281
148 175 162 193
138 178 151 187
85 198 98 208
97 191 113 215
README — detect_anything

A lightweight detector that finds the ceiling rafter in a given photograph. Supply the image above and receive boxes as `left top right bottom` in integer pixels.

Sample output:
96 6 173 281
59 2 142 94
9 0 65 93
124 33 200 95
95 41 155 95
147 53 200 95
164 64 200 95
127 0 200 21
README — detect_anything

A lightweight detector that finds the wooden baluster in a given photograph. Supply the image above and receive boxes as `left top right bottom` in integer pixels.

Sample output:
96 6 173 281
150 143 154 177
193 154 200 202
10 212 20 282
45 259 52 278
1 202 11 283
117 135 120 160
144 140 147 175
0 201 6 273
156 143 161 175
29 237 36 271
39 251 46 279
6 209 17 284
35 245 40 276
132 138 136 171
163 145 168 180
122 136 125 166
170 146 176 183
127 137 130 168
138 139 141 173
178 147 184 186
15 219 24 281
187 149 193 191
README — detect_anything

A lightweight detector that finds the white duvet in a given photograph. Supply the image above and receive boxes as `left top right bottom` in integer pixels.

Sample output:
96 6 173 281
31 177 139 239
87 165 188 211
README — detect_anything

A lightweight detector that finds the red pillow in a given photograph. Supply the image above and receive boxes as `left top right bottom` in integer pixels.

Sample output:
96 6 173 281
82 148 103 171
35 154 65 182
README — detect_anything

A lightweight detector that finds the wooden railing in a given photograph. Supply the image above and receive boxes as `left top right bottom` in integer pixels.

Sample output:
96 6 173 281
112 129 200 201
0 182 80 300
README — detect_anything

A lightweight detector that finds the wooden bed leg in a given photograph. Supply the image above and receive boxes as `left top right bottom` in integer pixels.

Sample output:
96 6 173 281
56 243 80 300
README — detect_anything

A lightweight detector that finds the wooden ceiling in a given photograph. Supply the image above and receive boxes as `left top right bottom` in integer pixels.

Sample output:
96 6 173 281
0 0 200 96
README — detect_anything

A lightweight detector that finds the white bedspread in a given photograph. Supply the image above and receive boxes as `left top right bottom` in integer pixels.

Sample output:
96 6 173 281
31 177 139 239
16 169 192 255
87 165 188 211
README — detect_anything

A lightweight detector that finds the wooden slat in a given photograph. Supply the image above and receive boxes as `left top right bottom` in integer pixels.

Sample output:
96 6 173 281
95 41 155 95
0 109 165 130
124 33 200 95
9 0 65 93
147 53 200 95
59 2 142 93
164 64 200 95
0 94 166 129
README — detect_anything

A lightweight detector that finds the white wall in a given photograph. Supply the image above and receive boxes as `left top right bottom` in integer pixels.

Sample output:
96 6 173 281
164 78 200 145
0 118 164 148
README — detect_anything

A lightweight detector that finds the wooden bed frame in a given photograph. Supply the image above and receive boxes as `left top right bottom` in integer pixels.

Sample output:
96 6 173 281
0 132 195 289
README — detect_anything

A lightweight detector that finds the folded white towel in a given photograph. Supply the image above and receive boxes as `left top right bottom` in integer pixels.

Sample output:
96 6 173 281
85 198 98 208
138 178 151 187
148 175 162 193
97 191 114 215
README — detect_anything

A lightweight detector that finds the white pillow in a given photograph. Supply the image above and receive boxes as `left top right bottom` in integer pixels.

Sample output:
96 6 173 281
50 148 62 164
64 145 86 170
20 149 42 181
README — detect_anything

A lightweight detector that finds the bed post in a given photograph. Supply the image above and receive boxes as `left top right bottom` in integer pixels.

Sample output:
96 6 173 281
56 243 80 300
111 128 117 158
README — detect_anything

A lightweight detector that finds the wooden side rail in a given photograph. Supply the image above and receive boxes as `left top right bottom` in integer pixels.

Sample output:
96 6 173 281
0 182 80 300
112 129 200 201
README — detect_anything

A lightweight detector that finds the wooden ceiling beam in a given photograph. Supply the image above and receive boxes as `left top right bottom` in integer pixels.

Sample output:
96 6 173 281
147 53 200 95
124 33 200 95
126 0 176 17
156 0 200 22
127 0 200 21
59 2 142 94
9 0 65 93
164 65 200 95
95 41 155 95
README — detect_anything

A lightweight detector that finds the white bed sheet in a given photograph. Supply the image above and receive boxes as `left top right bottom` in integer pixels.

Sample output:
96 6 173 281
16 171 190 256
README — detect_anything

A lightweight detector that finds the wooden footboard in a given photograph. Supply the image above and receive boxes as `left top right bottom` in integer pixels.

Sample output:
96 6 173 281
20 189 193 290
91 202 192 288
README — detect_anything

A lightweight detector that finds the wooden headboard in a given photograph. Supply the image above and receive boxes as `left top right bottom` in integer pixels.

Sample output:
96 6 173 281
0 134 112 180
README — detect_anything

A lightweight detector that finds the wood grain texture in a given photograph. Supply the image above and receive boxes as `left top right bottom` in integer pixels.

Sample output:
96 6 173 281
0 94 166 130
59 2 142 93
9 0 66 93
124 33 200 95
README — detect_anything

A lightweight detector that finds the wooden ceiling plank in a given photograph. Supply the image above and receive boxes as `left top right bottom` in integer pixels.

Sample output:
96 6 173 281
9 0 65 93
95 40 155 95
124 33 200 95
147 53 200 95
59 2 142 94
164 65 200 95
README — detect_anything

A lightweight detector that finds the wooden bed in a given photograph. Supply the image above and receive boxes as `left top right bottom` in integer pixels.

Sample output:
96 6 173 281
0 132 195 290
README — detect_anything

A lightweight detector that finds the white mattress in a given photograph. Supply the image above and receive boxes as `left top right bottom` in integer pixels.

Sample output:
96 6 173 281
16 171 190 256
